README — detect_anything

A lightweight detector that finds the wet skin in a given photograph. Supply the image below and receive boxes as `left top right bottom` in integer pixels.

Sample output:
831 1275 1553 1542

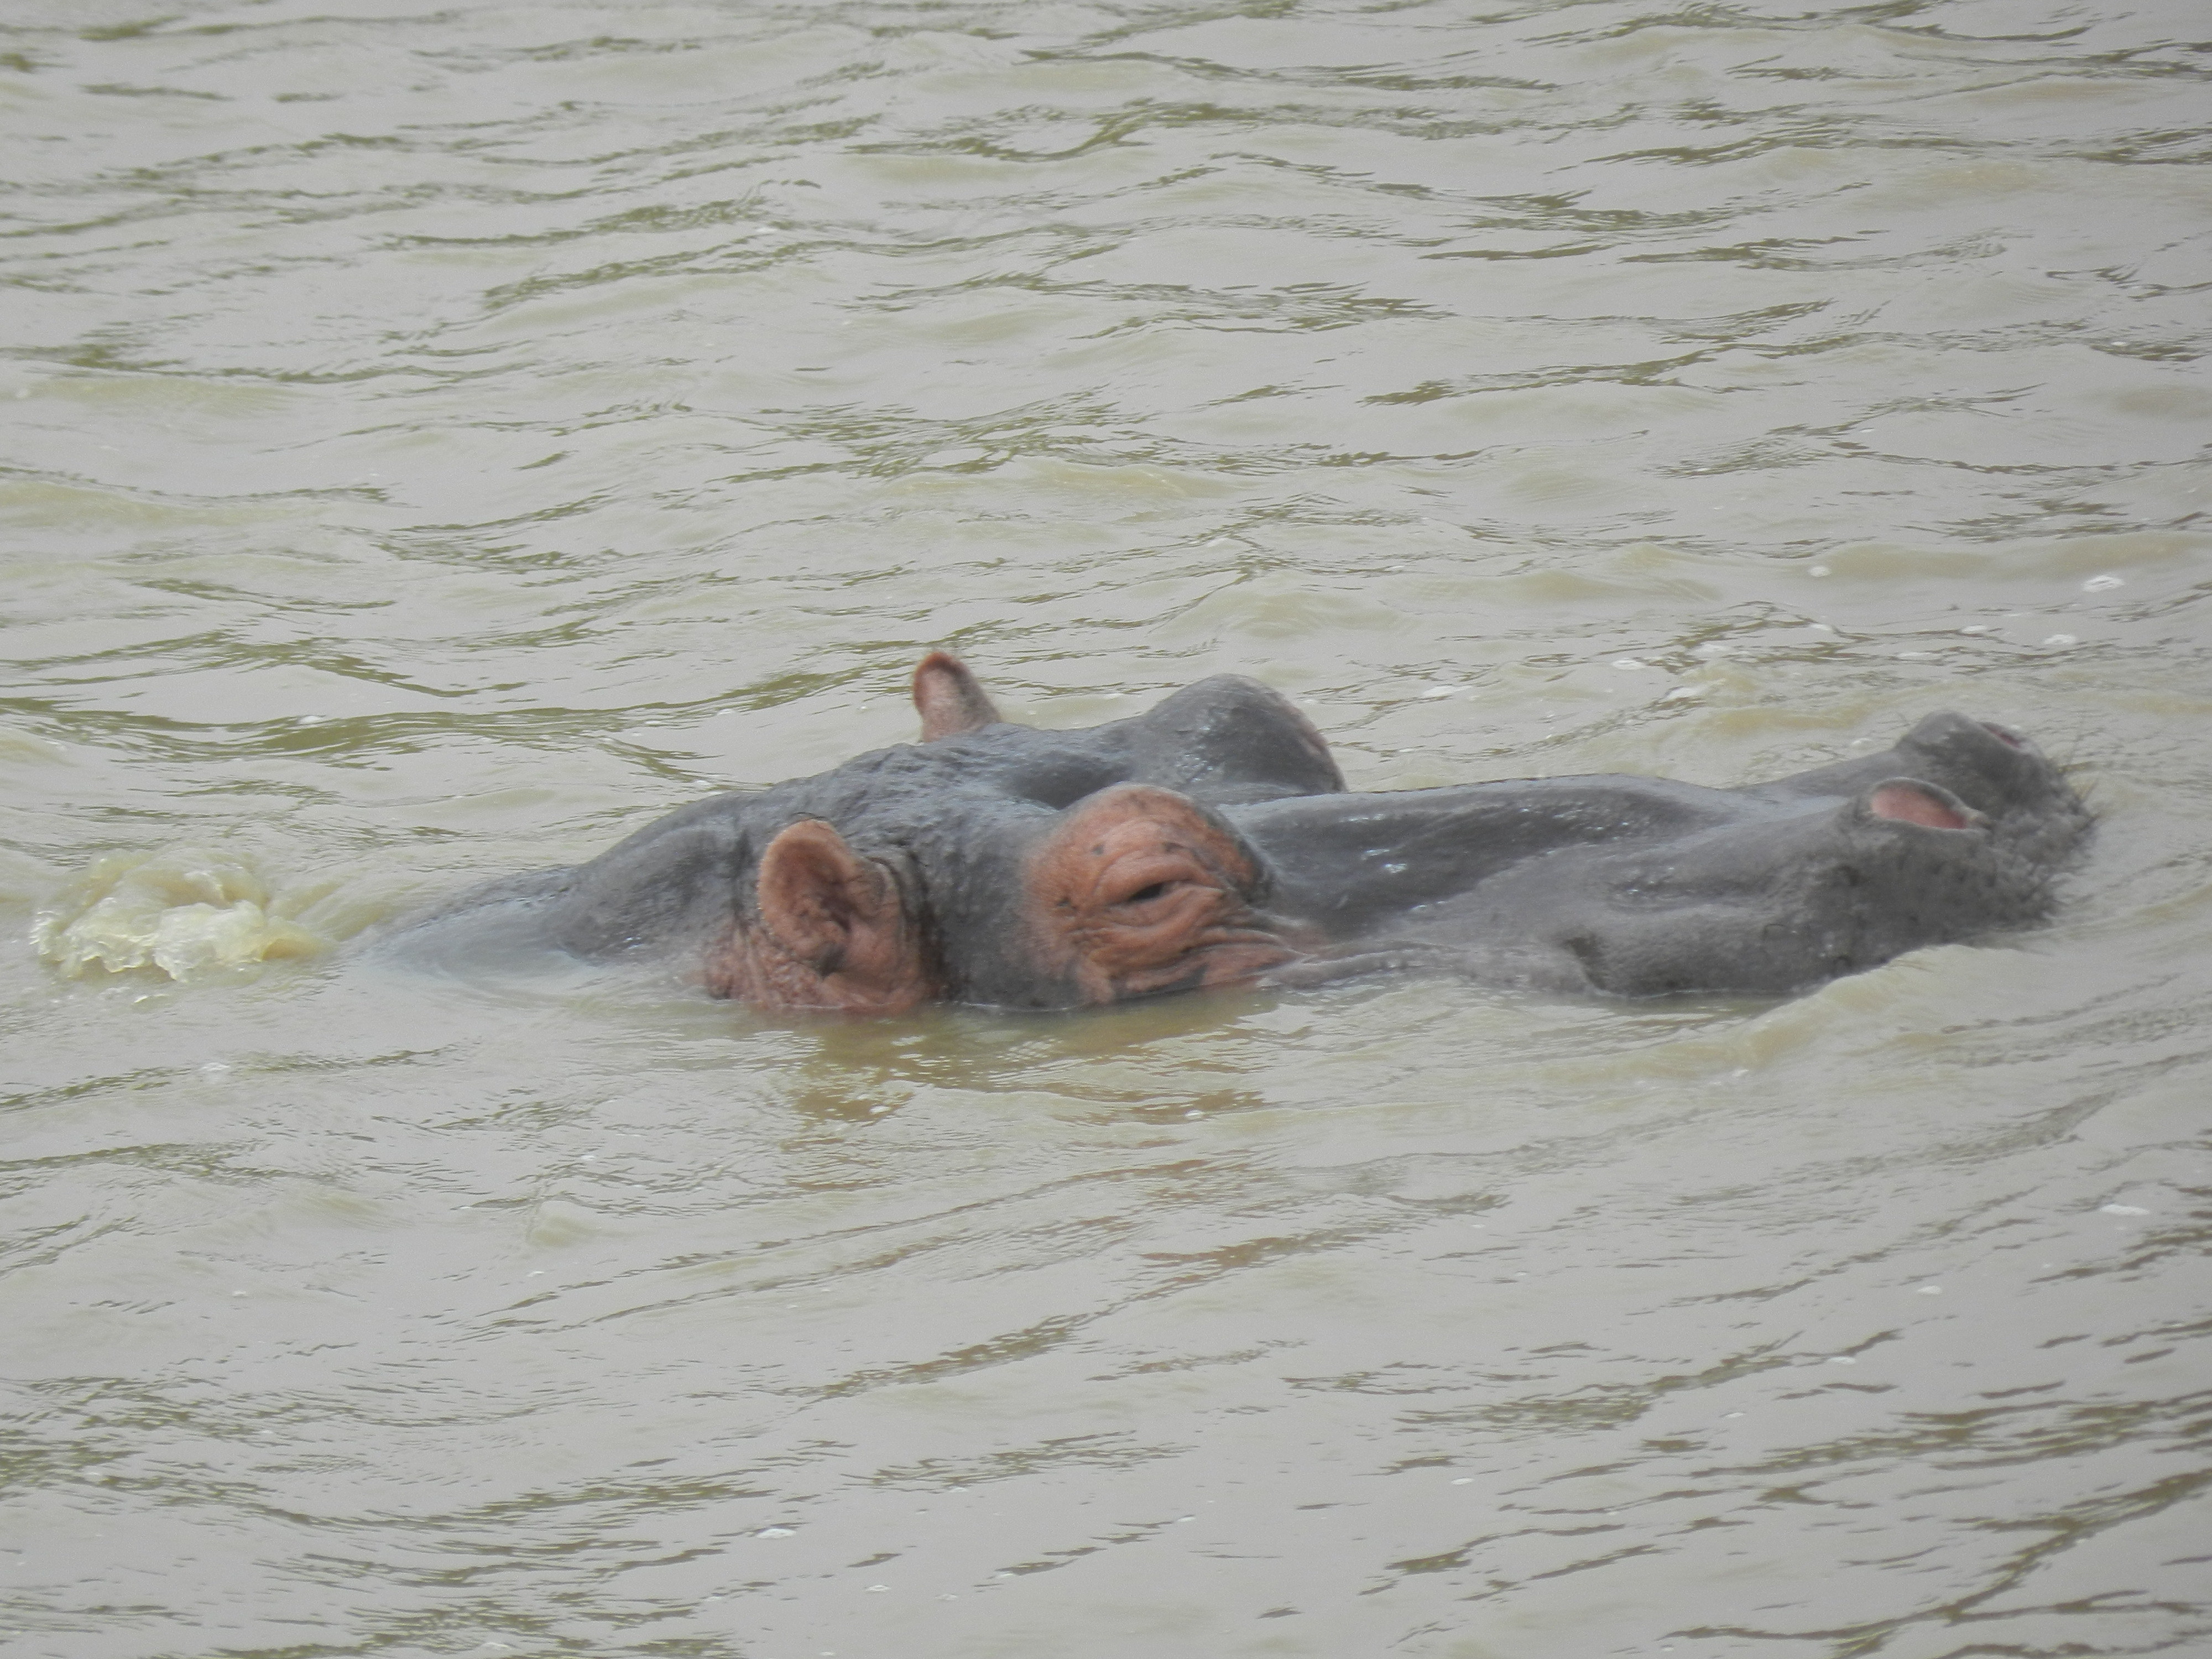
387 655 2091 1012
1232 711 2089 998
389 654 1344 1012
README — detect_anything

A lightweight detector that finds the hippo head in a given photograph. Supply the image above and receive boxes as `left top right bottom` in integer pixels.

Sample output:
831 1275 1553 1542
708 780 1305 1014
681 655 1334 1014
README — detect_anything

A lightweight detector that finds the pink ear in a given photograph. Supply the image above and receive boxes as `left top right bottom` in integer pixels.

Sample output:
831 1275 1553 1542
739 820 929 1013
912 651 1001 742
757 820 897 968
1869 781 1975 830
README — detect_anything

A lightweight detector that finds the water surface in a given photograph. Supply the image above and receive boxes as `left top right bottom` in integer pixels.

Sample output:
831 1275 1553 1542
3 2 2208 1655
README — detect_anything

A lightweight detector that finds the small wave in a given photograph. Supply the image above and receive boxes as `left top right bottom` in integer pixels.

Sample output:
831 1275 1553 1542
32 846 330 982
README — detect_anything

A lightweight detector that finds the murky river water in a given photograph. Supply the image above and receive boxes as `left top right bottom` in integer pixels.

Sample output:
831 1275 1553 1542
4 1 2209 1655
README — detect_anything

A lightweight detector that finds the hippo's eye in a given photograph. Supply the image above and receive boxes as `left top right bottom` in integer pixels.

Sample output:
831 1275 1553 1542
1119 881 1171 906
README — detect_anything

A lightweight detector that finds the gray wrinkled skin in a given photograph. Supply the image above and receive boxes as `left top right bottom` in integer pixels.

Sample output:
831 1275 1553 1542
387 686 2088 1006
1244 712 2090 996
380 674 1342 977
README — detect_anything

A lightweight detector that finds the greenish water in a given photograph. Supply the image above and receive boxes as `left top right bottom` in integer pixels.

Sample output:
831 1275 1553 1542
3 2 2208 1656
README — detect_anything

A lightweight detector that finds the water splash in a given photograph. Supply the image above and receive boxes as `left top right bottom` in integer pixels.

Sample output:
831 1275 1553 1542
32 847 328 981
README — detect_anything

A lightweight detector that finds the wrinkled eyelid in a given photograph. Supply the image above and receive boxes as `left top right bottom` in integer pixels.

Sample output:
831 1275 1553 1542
1116 881 1172 906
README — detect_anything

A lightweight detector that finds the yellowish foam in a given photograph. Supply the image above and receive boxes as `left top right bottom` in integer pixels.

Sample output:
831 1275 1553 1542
33 847 328 982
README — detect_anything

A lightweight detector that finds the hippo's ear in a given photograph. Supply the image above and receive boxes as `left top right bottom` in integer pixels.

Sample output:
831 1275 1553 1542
912 651 1001 742
747 820 929 1014
1021 785 1294 1004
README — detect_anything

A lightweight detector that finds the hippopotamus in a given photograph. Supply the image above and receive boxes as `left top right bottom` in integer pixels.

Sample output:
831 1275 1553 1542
388 654 2090 1013
1227 711 2088 1000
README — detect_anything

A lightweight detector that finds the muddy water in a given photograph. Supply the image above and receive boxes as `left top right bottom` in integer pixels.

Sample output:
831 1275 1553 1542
3 2 2209 1655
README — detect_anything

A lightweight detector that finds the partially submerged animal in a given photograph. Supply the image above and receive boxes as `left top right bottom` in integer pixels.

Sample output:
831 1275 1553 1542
387 654 2090 1012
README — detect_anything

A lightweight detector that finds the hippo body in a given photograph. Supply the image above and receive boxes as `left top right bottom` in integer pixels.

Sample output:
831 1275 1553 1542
386 656 2090 1013
1234 713 2088 998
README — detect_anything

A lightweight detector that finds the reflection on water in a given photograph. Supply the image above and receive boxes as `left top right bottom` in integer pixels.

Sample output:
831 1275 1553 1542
2 0 2208 1654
